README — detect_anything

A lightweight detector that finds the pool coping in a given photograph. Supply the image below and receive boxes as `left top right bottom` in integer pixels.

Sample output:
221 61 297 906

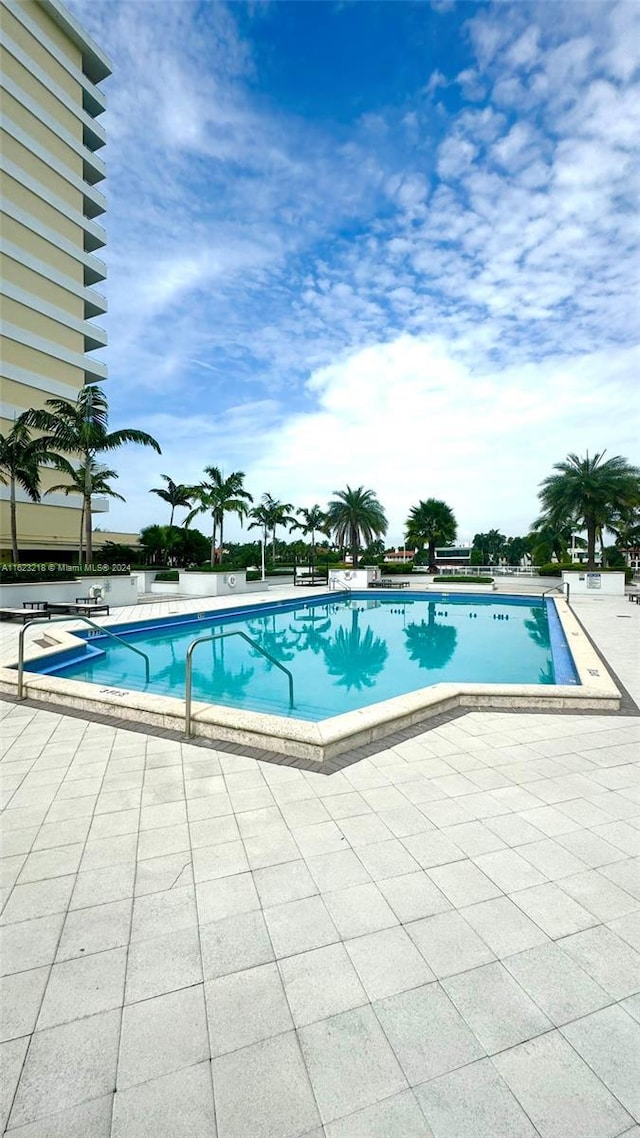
0 594 622 765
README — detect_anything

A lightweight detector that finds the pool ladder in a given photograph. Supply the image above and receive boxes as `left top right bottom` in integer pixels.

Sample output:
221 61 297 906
184 630 294 738
16 614 150 700
541 581 570 604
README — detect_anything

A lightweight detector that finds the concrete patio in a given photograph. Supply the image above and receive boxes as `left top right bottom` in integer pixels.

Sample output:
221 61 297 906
1 592 639 1137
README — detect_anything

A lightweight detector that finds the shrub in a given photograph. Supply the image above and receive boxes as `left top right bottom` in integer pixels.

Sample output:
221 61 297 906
537 563 634 583
433 575 494 584
377 562 413 575
154 570 179 582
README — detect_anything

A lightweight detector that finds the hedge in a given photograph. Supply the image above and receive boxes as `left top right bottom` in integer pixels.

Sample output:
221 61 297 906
537 563 634 583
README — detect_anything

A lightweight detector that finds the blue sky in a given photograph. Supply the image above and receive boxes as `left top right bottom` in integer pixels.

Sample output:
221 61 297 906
70 0 639 545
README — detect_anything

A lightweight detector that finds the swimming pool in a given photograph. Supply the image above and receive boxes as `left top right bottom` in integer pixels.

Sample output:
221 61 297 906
25 592 578 722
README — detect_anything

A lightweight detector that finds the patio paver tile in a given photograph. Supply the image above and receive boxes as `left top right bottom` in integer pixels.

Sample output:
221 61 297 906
117 984 209 1089
8 1009 121 1129
3 1094 113 1137
306 849 370 893
252 859 318 908
407 910 495 978
561 1005 640 1119
130 885 197 942
37 946 127 1029
442 961 552 1053
196 871 261 924
125 925 203 1003
212 1031 320 1138
323 882 398 940
427 860 502 908
206 961 293 1054
558 925 640 999
511 882 598 939
325 1089 433 1138
0 966 49 1042
461 896 550 958
201 909 275 978
0 912 65 975
279 942 367 1026
493 1029 633 1138
503 941 613 1025
345 926 435 1001
374 982 485 1086
111 1062 216 1138
299 1005 407 1124
377 871 451 923
415 1057 537 1138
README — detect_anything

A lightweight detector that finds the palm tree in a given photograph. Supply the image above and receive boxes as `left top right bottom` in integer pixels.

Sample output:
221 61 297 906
149 475 192 526
185 486 218 566
0 416 62 563
538 452 640 569
327 485 388 567
291 505 330 568
528 515 575 565
405 499 457 573
47 458 125 564
139 524 179 566
260 493 297 562
205 467 253 563
403 603 458 671
186 468 253 565
25 386 161 567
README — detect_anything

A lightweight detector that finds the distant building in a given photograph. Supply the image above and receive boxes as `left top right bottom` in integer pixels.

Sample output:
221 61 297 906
0 0 133 559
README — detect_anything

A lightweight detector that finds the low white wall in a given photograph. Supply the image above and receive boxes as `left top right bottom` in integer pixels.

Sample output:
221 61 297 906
0 575 137 609
149 582 180 595
178 570 249 596
131 570 157 594
329 568 378 590
562 571 626 596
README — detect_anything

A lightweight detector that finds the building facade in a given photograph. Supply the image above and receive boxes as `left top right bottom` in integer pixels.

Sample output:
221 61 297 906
0 0 114 560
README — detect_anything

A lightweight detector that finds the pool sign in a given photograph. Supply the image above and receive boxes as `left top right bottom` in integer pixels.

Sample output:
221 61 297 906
586 573 602 589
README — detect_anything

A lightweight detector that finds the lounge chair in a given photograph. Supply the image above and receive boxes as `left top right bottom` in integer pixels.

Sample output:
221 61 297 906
46 597 110 616
0 604 52 623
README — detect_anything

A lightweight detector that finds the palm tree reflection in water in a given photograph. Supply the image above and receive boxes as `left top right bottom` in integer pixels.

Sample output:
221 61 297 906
403 602 458 671
246 615 299 668
323 604 388 691
290 608 332 656
524 608 555 684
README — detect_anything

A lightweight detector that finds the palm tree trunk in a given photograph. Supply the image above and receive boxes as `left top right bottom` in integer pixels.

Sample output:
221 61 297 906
170 504 175 527
210 514 217 567
219 514 224 565
272 529 276 563
10 477 19 564
85 491 93 568
586 518 597 570
428 539 437 573
79 502 85 566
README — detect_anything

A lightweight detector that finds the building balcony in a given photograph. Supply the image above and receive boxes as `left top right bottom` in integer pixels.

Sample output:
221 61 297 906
91 497 109 514
82 119 106 153
84 287 107 318
83 218 107 253
84 324 107 352
83 254 107 287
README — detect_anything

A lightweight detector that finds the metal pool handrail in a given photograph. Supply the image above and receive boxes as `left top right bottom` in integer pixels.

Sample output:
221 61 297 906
16 614 150 699
184 630 295 738
541 581 570 603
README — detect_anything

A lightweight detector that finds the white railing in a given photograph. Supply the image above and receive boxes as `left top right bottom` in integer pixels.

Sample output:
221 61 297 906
416 565 539 578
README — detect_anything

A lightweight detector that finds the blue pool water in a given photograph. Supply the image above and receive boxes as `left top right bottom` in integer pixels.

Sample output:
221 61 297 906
27 592 579 721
